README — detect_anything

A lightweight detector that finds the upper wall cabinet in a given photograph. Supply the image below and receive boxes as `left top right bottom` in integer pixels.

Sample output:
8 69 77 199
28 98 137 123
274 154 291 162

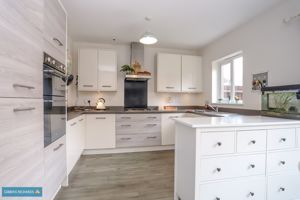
182 55 202 93
78 48 117 92
43 0 66 63
157 53 202 93
157 53 182 92
78 48 98 91
0 0 43 98
98 50 117 91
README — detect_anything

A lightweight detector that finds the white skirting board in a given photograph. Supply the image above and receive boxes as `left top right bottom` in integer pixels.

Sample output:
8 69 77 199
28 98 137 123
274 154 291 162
83 145 175 155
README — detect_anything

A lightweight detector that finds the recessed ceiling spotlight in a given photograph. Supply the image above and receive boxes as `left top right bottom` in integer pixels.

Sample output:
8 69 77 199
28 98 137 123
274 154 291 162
139 17 157 45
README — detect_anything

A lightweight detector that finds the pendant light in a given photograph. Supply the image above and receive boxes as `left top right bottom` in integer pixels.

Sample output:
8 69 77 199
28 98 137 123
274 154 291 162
139 17 157 45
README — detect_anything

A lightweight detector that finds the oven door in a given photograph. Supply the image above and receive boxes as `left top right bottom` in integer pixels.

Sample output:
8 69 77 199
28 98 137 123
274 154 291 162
43 65 66 97
44 96 66 147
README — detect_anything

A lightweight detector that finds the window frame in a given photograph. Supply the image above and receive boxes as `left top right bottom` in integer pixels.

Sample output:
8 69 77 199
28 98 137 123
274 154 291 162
216 54 243 105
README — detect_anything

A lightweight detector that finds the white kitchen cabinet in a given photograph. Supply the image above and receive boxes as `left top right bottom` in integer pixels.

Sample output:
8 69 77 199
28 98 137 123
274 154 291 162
161 113 183 145
44 135 67 200
86 114 116 149
98 50 117 91
78 48 98 91
157 53 182 92
43 0 66 63
181 55 202 93
66 115 85 175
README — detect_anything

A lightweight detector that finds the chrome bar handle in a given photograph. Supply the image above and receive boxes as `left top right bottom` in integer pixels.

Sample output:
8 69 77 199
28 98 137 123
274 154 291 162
13 84 35 90
13 107 36 112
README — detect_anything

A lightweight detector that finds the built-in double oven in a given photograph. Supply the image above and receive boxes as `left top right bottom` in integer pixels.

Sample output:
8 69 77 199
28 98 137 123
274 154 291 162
43 53 67 147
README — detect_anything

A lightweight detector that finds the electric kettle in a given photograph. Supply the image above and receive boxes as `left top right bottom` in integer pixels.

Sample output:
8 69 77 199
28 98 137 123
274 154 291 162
96 98 106 110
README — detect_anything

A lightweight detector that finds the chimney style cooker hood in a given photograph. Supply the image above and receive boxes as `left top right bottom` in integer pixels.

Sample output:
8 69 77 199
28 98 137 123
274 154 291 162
126 42 151 81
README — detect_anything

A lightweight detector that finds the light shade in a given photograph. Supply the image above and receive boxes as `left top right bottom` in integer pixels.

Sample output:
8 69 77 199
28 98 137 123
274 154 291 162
139 32 158 45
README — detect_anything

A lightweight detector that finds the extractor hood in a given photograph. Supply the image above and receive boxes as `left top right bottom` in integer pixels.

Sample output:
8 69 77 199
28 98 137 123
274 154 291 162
126 42 151 81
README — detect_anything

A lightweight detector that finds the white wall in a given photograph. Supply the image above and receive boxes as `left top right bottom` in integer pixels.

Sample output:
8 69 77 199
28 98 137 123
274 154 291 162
68 42 202 107
200 0 300 110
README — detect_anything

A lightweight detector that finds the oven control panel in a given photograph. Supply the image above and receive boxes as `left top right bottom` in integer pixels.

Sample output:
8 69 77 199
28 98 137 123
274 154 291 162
43 52 66 73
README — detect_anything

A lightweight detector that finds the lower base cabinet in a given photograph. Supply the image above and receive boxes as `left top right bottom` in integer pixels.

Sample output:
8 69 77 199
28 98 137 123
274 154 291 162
44 136 67 200
161 113 183 145
85 114 116 149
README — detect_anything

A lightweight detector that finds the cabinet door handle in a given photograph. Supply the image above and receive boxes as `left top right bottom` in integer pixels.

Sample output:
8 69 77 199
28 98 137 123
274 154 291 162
188 87 196 90
166 86 174 89
146 124 157 127
53 143 64 151
70 122 77 126
279 161 286 165
121 137 131 141
147 136 157 139
102 85 112 88
13 107 35 112
169 116 179 119
279 138 287 142
13 83 35 90
248 192 255 197
53 37 63 46
147 116 157 119
215 198 221 200
96 117 106 120
79 119 84 122
61 117 66 120
249 164 256 169
83 85 94 87
249 140 256 145
121 124 131 127
214 168 222 173
216 142 222 147
121 117 131 119
279 187 285 192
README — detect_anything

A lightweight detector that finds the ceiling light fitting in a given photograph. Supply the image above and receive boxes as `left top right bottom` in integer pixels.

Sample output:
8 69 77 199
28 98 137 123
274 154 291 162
139 17 157 45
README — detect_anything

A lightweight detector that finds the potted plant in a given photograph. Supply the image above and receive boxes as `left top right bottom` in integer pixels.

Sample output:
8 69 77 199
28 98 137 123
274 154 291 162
120 65 135 75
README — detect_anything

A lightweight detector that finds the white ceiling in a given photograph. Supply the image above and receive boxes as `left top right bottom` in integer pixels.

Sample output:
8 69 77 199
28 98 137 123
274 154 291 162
61 0 282 49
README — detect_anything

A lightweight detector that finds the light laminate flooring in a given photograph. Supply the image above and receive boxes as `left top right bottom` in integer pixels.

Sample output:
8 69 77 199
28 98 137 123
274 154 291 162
55 150 174 200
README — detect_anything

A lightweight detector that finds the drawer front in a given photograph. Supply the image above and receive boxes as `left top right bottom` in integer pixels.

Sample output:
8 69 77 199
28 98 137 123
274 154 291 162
267 175 300 200
116 114 161 122
199 177 266 200
267 128 296 150
200 131 235 155
200 154 266 181
0 98 44 187
237 130 267 153
267 150 300 174
116 122 161 134
116 133 161 148
44 135 67 200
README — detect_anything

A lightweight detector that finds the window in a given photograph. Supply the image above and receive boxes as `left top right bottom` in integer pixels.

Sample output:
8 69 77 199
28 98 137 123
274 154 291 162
212 53 243 104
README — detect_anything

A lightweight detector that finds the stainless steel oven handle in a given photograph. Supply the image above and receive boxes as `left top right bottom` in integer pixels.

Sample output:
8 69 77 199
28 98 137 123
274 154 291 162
53 143 64 151
13 107 36 112
43 69 65 79
13 84 35 90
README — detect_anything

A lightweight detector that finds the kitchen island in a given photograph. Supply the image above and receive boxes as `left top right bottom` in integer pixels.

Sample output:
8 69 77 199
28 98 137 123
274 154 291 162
174 116 300 200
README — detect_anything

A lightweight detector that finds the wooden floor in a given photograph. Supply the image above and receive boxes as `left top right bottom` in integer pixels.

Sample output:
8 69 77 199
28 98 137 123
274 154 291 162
55 150 174 200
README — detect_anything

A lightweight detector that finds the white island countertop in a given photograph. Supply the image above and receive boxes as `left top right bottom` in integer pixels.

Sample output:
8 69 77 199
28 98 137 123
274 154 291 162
174 115 300 128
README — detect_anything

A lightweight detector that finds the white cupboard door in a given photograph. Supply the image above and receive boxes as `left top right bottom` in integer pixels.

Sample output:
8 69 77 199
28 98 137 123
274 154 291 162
181 55 202 93
86 114 116 149
157 53 181 92
161 114 183 145
267 174 300 200
267 150 300 174
98 50 117 91
78 48 98 91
